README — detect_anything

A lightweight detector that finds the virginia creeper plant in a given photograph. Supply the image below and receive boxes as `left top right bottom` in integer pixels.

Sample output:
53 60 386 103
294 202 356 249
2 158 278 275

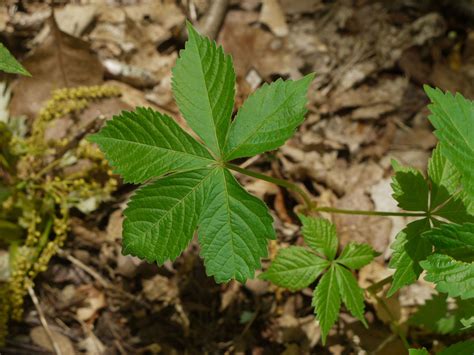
90 23 474 350
2 21 472 351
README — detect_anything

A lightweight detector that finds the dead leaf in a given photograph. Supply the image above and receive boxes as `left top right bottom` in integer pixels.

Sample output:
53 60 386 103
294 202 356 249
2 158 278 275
219 10 302 81
142 274 178 303
76 285 107 322
55 4 98 37
30 326 75 354
260 0 289 37
10 14 104 120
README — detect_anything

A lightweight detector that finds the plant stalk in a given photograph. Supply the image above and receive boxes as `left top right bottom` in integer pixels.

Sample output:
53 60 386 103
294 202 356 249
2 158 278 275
229 164 428 218
225 163 313 208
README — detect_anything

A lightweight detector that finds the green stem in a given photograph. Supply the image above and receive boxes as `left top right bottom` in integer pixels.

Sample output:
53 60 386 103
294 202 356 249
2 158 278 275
313 206 427 218
365 275 393 294
228 163 428 218
225 163 313 208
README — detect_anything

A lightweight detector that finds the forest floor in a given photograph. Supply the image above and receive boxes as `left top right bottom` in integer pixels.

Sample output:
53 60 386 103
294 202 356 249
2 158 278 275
1 0 473 354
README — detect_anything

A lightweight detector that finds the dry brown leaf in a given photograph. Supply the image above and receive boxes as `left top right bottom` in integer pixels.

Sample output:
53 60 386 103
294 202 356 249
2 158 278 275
260 0 289 37
10 14 104 120
30 326 76 354
76 285 107 322
219 10 302 81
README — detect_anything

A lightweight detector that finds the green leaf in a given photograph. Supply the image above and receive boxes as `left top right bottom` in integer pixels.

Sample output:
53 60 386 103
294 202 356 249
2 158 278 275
122 169 214 263
172 22 235 156
421 253 474 299
312 265 341 344
259 247 329 290
89 108 214 183
439 340 474 355
198 168 275 282
388 218 432 296
0 43 31 76
428 145 460 208
428 145 474 223
391 160 429 211
424 86 474 201
408 348 429 355
409 293 474 334
224 74 314 160
334 264 367 326
336 242 378 269
423 223 474 262
461 315 474 330
299 215 338 260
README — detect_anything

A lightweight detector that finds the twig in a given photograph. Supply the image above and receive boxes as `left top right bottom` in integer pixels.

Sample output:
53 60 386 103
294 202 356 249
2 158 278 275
196 0 229 40
28 286 63 355
57 249 109 288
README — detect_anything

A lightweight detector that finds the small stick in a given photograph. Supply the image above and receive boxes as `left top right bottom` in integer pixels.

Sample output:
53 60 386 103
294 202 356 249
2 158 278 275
57 249 109 289
197 0 229 40
28 286 63 355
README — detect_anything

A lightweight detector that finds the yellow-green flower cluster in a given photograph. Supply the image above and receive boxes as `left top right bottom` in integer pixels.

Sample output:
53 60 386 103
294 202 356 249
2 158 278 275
2 84 121 331
30 85 121 148
0 284 9 346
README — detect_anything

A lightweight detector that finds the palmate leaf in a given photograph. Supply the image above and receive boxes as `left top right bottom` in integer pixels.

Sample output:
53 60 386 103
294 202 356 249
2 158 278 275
420 253 474 299
89 108 214 183
424 86 474 202
312 264 340 344
0 42 31 76
198 168 275 282
387 218 432 296
388 149 474 295
224 75 314 160
92 22 313 283
172 22 235 157
267 217 374 344
259 247 329 290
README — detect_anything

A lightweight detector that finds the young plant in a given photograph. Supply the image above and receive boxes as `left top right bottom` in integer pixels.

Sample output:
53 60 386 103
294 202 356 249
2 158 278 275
90 22 474 350
90 22 314 282
260 216 378 343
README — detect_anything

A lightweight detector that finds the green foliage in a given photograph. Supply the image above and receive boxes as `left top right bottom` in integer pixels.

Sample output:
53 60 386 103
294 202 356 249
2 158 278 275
420 254 474 299
388 218 431 296
224 74 313 161
172 22 235 157
89 108 214 184
91 23 313 282
261 217 376 344
388 147 474 296
408 348 428 355
259 247 329 290
299 214 338 260
0 43 31 76
409 293 474 334
423 223 474 262
424 86 474 202
438 340 474 355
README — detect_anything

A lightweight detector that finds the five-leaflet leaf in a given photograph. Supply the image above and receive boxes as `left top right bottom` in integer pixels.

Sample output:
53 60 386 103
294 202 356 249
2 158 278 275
260 216 377 344
90 22 313 283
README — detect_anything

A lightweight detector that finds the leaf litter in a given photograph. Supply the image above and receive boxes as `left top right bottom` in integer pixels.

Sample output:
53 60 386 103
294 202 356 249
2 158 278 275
1 0 474 353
